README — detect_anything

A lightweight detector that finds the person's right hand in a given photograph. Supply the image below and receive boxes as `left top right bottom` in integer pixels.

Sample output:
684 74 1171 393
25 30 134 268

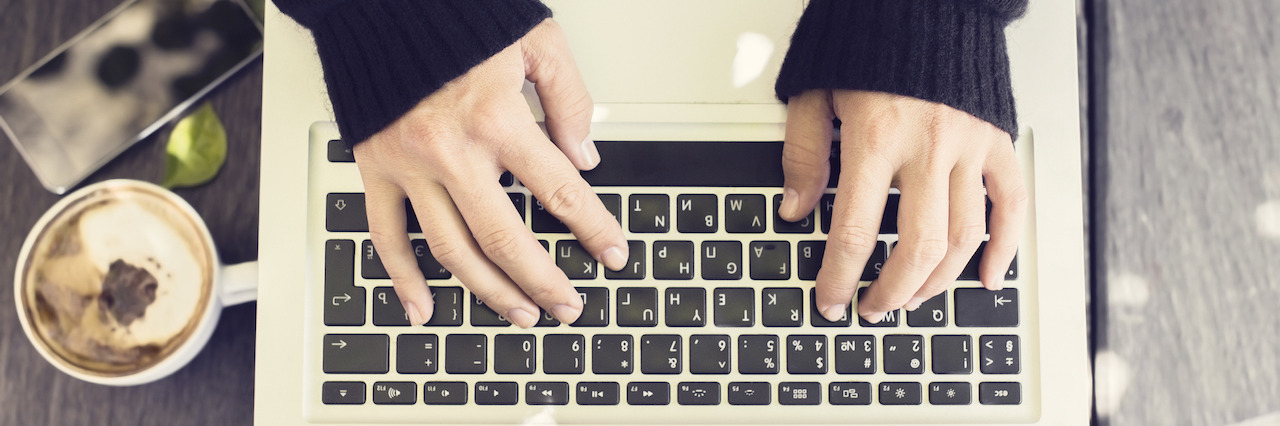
352 20 629 328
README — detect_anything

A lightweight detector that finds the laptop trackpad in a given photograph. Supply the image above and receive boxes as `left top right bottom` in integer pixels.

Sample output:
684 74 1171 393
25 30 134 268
546 0 803 105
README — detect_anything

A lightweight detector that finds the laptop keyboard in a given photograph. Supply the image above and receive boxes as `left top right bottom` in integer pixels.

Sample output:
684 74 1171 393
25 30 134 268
308 138 1035 423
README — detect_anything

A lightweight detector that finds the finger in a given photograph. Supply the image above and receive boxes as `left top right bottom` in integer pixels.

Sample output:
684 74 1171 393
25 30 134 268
405 183 545 328
980 138 1027 290
779 90 835 221
906 162 985 310
443 171 584 324
524 20 598 170
859 160 951 323
505 124 629 272
813 143 894 323
362 180 434 326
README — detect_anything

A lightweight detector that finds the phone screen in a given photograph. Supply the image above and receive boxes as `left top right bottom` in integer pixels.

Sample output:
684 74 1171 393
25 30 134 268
0 0 262 194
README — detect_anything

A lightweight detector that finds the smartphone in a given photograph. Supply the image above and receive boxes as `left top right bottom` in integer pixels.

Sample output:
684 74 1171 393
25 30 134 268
0 0 262 194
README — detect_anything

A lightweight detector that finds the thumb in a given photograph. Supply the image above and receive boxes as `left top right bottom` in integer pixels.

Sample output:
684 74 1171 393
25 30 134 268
779 90 835 221
523 20 598 170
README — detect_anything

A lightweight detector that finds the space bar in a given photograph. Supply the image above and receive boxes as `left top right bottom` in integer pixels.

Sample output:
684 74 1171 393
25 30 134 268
582 141 838 188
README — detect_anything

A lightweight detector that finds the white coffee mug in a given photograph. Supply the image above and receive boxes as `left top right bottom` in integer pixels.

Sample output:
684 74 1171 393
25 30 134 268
14 179 257 386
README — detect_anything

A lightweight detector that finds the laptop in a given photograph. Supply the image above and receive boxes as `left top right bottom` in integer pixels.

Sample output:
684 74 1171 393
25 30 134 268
256 0 1089 424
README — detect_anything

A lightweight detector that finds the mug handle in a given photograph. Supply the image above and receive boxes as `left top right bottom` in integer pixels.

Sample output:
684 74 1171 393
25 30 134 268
220 261 259 306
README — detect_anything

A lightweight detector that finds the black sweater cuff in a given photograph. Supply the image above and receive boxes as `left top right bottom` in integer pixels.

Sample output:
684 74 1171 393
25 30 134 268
277 0 551 145
775 0 1027 139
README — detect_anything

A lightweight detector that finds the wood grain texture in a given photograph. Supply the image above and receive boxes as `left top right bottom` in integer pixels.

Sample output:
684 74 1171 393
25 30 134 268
0 0 259 424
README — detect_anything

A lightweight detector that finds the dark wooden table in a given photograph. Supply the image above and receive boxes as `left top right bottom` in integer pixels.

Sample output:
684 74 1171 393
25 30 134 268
1 0 259 424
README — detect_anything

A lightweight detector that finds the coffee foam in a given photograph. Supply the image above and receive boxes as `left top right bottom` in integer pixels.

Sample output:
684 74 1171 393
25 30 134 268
24 186 211 375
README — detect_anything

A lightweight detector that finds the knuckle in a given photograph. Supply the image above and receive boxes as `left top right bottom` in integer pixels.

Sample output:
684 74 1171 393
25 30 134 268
426 239 466 271
541 181 589 218
900 236 949 270
1002 186 1030 213
477 227 526 265
829 223 879 256
949 223 986 253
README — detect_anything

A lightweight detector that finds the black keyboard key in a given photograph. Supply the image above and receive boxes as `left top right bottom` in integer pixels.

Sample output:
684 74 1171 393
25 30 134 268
829 382 872 405
818 194 899 234
640 334 682 374
627 382 670 405
959 242 1019 281
372 382 416 405
857 287 901 327
786 335 828 374
475 382 519 405
931 335 973 374
778 382 821 405
598 193 622 225
470 294 510 327
423 382 468 405
556 240 597 280
427 286 463 326
526 382 569 406
676 194 718 233
725 194 766 233
628 194 670 233
665 288 706 327
809 288 851 327
796 241 887 281
617 287 659 327
907 291 948 327
576 382 620 405
727 382 770 405
604 241 646 279
360 240 390 279
773 194 814 233
677 382 720 405
410 239 451 279
819 193 836 234
700 241 743 280
404 200 422 233
371 287 408 326
834 335 876 374
326 193 367 232
738 335 780 374
688 335 731 374
980 335 1021 374
323 334 388 374
592 335 634 374
536 309 561 327
883 335 925 374
713 288 754 327
324 240 364 326
761 288 804 327
979 382 1021 405
494 334 536 374
879 382 922 405
508 193 525 222
543 334 586 374
748 241 790 280
572 287 609 327
445 334 486 374
955 288 1019 327
653 241 694 279
396 334 438 374
322 382 364 405
930 382 973 405
327 139 354 162
499 171 514 187
531 197 570 233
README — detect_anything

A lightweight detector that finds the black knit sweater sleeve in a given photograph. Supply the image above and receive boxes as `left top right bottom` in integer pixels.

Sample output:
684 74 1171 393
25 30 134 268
273 0 552 145
774 0 1028 139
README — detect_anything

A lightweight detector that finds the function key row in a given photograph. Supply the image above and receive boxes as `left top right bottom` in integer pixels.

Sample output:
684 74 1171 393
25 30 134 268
322 380 1021 406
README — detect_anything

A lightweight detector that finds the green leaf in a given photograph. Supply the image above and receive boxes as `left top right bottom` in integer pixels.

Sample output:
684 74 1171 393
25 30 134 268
162 102 227 189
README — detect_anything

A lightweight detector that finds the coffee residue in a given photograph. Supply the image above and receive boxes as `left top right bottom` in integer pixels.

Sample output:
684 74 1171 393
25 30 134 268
98 259 159 327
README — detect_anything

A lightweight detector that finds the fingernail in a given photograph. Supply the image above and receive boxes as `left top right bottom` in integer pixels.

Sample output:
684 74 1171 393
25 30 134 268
860 310 887 324
579 137 600 169
600 246 628 271
821 304 847 322
506 308 538 328
551 303 582 324
404 301 425 326
780 187 800 219
904 296 927 311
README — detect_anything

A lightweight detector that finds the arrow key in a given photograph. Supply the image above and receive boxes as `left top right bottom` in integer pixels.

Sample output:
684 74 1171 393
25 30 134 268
626 382 670 405
526 382 569 405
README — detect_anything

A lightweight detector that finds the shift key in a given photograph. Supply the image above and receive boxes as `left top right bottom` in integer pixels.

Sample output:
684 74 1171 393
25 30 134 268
323 334 389 374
